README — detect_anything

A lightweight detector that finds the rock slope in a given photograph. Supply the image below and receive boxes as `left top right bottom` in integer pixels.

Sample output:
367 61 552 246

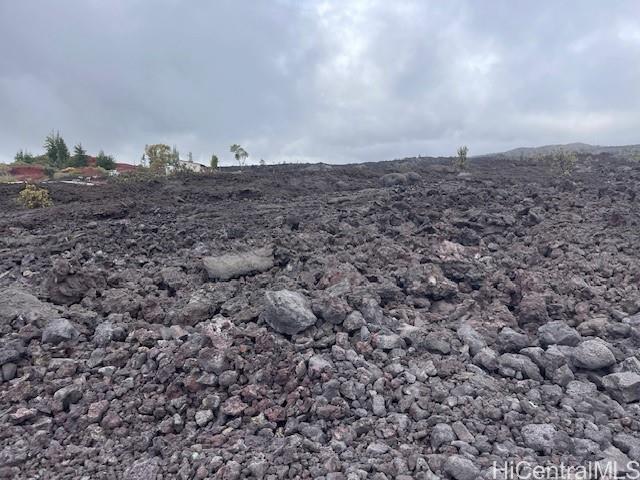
0 156 639 479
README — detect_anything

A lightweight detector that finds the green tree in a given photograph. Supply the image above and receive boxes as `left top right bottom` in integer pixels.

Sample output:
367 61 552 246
210 154 219 169
44 131 70 169
145 144 172 173
70 143 89 167
455 145 469 171
230 144 248 168
171 145 180 167
14 150 36 164
96 150 116 170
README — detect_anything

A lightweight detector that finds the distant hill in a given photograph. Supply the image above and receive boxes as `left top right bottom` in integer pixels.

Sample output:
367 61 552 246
483 142 640 159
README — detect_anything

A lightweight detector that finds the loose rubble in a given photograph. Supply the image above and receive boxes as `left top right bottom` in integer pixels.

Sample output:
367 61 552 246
1 156 640 478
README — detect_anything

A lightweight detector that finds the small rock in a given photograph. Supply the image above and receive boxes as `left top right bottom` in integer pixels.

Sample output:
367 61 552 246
220 395 248 416
53 384 83 409
10 407 37 424
372 394 386 416
101 411 123 429
373 333 405 350
87 400 109 423
366 442 389 455
123 458 159 480
195 410 214 427
431 423 456 451
343 311 365 332
2 363 17 381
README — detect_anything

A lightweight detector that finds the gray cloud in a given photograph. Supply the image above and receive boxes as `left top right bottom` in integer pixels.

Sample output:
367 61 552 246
1 0 639 165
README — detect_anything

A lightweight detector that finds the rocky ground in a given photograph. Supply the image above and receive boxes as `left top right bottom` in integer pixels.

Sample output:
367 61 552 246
1 155 640 479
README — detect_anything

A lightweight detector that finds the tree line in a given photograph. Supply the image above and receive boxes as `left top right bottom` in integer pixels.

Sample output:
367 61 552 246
15 132 116 170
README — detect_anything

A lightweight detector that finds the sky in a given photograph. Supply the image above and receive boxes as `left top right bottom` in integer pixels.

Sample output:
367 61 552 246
1 1 639 166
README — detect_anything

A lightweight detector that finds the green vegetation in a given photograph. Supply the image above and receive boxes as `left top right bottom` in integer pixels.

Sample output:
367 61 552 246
546 150 577 176
17 184 53 208
454 145 469 171
210 154 219 169
145 144 173 173
70 143 89 167
230 144 248 168
44 131 70 169
14 150 36 164
96 150 116 170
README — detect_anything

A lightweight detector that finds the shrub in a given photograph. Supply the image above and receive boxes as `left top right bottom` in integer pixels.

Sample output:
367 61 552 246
454 145 469 171
546 151 577 176
96 151 116 170
17 184 53 208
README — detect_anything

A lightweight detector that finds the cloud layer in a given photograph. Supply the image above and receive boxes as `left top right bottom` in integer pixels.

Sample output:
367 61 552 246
1 0 639 165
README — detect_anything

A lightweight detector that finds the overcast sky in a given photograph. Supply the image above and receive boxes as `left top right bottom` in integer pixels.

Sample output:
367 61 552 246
1 1 639 165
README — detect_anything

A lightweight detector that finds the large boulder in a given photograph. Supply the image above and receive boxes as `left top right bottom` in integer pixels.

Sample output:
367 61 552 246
602 372 640 403
443 455 480 480
380 173 407 187
260 290 317 335
538 321 581 347
0 287 57 327
44 257 104 305
42 318 79 344
571 339 616 370
521 423 574 453
203 247 275 281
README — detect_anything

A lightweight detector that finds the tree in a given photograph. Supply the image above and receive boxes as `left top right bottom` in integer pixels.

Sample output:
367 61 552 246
171 145 180 167
259 158 266 167
44 131 70 169
70 143 89 167
230 144 248 168
145 144 173 173
96 150 116 170
455 145 469 171
14 150 36 164
210 154 219 169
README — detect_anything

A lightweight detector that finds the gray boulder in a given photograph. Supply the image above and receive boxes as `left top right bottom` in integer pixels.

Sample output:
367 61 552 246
521 423 573 453
538 321 581 347
0 287 57 327
443 455 480 480
497 327 531 352
457 323 487 356
124 458 159 480
42 318 79 344
93 322 125 346
203 247 274 281
602 372 640 403
521 424 557 452
260 290 317 335
498 353 543 381
572 339 616 370
431 423 456 451
380 173 407 187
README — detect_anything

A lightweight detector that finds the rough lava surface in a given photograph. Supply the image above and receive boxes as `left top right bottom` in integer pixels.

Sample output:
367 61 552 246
1 155 640 479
